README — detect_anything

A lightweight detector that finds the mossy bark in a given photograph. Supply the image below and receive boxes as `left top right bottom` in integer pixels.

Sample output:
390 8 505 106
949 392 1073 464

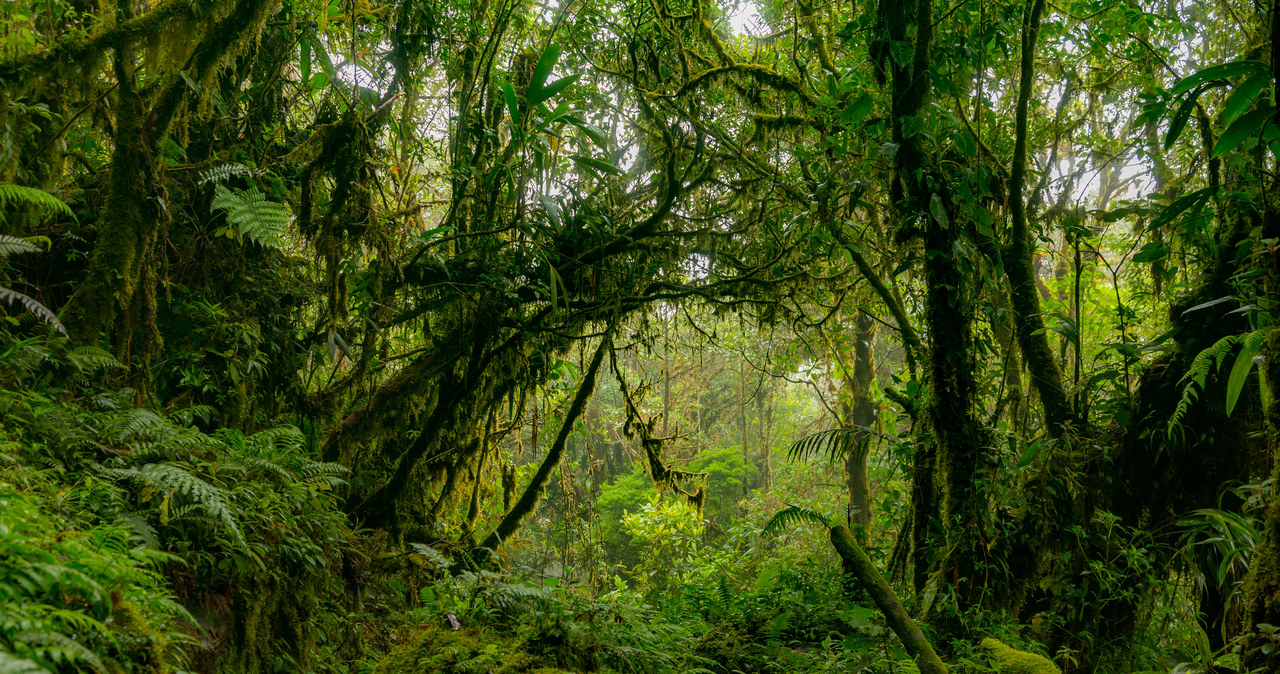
830 525 948 674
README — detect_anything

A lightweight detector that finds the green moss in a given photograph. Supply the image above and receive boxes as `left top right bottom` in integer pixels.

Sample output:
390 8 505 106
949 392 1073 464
376 626 577 674
980 638 1061 674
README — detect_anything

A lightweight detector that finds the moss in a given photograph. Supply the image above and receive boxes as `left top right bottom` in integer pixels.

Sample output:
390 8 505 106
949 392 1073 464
107 600 169 673
980 638 1060 674
375 626 576 674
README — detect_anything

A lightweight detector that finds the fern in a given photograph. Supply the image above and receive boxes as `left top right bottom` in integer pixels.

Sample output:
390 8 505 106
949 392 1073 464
0 652 47 674
102 463 246 550
63 346 123 373
0 288 66 336
0 184 74 220
0 234 42 257
13 631 107 673
1167 330 1270 439
761 505 832 538
209 184 290 249
197 163 260 185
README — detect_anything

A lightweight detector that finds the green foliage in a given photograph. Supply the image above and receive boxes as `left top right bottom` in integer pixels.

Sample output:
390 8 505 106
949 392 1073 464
209 184 290 249
761 505 832 538
0 184 74 220
979 638 1061 674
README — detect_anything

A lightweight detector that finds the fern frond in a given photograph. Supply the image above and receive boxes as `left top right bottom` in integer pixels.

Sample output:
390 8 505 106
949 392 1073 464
210 184 290 249
0 287 67 336
0 184 75 220
787 427 869 463
14 631 107 673
65 346 123 373
198 163 259 185
104 463 246 550
1168 334 1243 437
0 233 42 257
761 505 832 537
0 651 48 674
410 543 451 572
107 409 164 441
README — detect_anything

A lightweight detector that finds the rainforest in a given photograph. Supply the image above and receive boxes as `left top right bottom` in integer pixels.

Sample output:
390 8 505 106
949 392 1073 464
1 0 1278 672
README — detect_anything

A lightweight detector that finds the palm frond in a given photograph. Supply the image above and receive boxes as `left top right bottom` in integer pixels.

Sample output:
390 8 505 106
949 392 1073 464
787 427 869 463
761 505 832 538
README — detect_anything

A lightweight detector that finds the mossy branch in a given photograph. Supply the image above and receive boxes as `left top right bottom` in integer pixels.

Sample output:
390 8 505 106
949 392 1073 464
0 0 197 83
829 525 948 674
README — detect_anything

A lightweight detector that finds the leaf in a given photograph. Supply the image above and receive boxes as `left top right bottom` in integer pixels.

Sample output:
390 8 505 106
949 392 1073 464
1165 88 1206 149
530 74 580 108
929 193 949 228
0 184 76 219
1170 60 1269 95
1149 188 1214 231
1181 295 1236 315
761 505 832 537
1212 106 1274 157
1132 241 1169 263
300 38 311 86
569 154 625 177
1225 334 1264 416
501 80 519 127
527 43 561 105
841 93 873 125
1222 71 1271 126
309 72 330 91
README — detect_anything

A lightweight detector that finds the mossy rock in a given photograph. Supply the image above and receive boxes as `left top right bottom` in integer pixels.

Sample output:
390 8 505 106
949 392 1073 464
979 638 1061 674
376 625 577 674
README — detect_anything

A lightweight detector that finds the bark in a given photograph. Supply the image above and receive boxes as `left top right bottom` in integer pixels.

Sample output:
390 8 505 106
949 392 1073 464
844 313 878 530
1006 0 1074 438
830 526 948 674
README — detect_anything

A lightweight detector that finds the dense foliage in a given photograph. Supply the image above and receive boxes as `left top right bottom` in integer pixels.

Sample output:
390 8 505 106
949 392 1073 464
1 0 1278 671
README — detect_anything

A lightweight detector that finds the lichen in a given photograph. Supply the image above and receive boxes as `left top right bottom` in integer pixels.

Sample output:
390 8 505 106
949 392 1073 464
980 638 1061 674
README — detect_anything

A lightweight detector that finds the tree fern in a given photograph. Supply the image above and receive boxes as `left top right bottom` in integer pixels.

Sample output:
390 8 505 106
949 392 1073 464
13 631 107 673
209 184 290 249
761 505 832 538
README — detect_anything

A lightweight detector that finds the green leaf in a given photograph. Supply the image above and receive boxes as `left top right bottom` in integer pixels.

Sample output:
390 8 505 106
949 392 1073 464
1225 334 1264 416
1170 60 1269 95
1222 71 1271 126
1132 241 1169 263
1149 187 1214 231
841 93 873 125
1165 89 1205 149
300 39 311 86
527 43 561 104
501 80 520 127
929 193 949 228
530 74 580 108
1212 106 1274 157
569 154 625 177
309 72 330 91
